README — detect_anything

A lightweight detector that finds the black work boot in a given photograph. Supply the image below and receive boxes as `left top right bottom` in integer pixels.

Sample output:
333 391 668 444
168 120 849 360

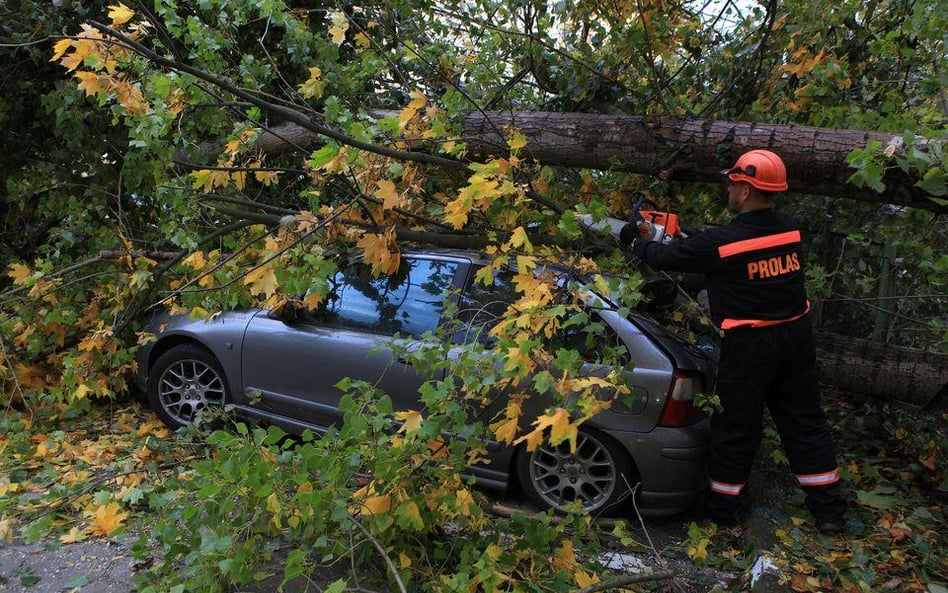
804 483 847 535
816 519 845 535
703 489 751 528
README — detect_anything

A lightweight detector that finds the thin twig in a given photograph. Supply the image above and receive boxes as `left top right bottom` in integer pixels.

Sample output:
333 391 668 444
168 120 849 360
573 570 675 593
350 517 408 593
87 22 468 173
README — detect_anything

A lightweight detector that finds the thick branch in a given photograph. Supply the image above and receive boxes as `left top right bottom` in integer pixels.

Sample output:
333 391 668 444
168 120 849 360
241 114 942 213
574 571 675 593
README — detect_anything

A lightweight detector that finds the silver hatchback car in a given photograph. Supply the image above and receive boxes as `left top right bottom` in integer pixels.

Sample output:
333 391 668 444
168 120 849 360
137 249 713 516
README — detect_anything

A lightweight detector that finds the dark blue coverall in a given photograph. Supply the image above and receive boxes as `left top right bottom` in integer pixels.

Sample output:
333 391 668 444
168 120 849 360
632 208 846 526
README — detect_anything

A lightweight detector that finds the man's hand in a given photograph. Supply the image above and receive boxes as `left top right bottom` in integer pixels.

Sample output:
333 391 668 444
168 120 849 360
619 222 640 246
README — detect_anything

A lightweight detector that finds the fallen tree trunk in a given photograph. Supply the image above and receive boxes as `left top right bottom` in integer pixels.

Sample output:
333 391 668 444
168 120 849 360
241 112 943 213
814 330 948 407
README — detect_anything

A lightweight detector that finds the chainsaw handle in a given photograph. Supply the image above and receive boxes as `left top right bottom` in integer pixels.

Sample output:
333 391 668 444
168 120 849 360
629 192 660 222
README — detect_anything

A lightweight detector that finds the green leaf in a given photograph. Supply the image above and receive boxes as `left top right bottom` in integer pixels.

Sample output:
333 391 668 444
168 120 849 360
308 144 340 168
532 370 556 394
19 574 41 587
856 487 900 509
63 574 89 588
917 167 946 196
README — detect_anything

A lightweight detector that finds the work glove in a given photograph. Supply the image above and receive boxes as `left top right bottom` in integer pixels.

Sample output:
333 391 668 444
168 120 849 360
619 222 639 246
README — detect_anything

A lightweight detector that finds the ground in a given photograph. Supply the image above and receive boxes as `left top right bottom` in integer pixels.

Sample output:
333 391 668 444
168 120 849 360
1 389 945 593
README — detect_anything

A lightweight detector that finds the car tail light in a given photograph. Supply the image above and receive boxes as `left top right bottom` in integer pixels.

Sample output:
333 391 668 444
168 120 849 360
658 373 705 427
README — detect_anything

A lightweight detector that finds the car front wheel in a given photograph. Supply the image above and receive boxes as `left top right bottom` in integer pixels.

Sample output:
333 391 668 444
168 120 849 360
148 344 228 429
516 426 637 516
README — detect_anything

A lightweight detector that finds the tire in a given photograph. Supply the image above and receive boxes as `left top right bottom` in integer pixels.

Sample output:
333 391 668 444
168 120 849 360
148 343 229 429
516 426 638 516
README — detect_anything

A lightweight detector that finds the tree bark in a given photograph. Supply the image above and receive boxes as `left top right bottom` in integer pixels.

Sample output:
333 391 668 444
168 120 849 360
814 330 948 407
242 112 943 213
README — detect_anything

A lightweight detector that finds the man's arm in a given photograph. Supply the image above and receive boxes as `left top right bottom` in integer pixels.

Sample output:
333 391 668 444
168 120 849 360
632 231 718 273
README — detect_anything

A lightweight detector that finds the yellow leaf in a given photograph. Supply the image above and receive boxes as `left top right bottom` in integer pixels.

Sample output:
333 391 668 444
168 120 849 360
395 410 423 434
508 226 532 250
266 492 281 514
485 544 503 561
515 427 545 452
224 139 242 155
108 3 135 26
375 179 403 211
7 263 31 286
515 255 536 271
399 500 424 528
244 266 279 297
182 250 207 270
328 11 349 44
89 502 128 536
137 419 169 439
73 384 94 400
455 488 475 517
356 231 400 276
443 196 471 229
354 32 372 49
508 130 527 151
575 570 600 588
59 527 88 544
191 169 212 191
399 552 412 568
298 66 325 99
0 517 15 544
113 80 148 116
302 291 324 310
489 400 521 444
397 90 427 128
50 38 73 62
361 494 391 516
538 408 577 449
251 162 280 186
231 170 246 190
502 346 533 374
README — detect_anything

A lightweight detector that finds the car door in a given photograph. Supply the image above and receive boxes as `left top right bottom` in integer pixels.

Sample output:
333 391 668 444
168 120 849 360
240 255 467 430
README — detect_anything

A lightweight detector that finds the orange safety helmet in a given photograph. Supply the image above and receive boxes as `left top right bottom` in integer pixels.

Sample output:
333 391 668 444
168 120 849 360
721 149 789 192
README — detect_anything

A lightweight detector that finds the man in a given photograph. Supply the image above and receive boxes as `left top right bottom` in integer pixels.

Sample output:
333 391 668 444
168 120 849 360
622 149 846 533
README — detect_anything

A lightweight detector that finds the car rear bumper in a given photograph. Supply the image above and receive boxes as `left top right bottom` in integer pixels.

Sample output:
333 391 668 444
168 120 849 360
614 420 710 515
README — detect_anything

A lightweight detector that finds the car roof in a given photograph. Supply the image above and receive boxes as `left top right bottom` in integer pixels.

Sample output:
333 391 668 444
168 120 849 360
401 246 492 266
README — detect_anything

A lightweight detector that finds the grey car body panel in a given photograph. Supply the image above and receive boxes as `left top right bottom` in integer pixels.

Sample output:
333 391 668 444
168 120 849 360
138 249 713 514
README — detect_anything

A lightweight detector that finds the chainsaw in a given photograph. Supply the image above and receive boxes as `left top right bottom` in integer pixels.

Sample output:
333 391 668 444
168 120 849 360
629 193 683 244
577 192 685 245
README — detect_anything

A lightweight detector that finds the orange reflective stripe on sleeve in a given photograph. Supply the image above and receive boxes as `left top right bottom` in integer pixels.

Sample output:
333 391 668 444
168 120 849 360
709 480 745 496
718 230 801 259
721 301 811 331
796 469 840 487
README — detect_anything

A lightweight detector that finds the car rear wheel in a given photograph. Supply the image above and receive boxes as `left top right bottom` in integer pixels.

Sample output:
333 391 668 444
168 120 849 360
148 344 228 429
516 426 638 516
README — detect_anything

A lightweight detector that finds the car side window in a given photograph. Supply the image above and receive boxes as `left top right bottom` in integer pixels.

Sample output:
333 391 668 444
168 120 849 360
459 267 630 365
456 268 519 345
306 258 459 338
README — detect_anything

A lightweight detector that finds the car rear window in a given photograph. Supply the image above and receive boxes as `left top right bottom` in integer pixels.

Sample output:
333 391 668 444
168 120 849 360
458 267 629 365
